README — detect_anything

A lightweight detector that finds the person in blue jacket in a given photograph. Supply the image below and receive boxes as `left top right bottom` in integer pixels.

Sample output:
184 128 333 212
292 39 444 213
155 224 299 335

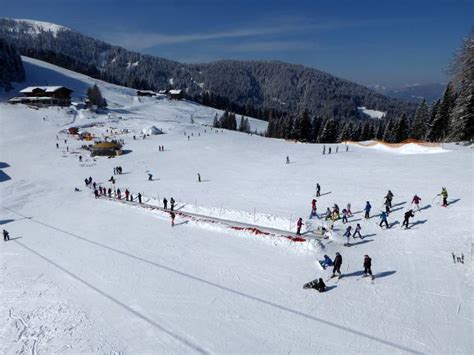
379 211 389 228
364 201 372 219
319 254 333 269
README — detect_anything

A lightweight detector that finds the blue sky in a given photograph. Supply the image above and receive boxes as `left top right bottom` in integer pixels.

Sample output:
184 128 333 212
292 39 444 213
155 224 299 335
1 0 472 86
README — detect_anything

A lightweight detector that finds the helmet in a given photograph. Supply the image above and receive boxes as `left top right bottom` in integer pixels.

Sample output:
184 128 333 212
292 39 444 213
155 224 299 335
336 252 340 256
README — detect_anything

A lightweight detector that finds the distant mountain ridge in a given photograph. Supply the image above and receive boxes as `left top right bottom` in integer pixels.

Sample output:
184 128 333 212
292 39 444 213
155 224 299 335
369 83 446 104
0 18 415 120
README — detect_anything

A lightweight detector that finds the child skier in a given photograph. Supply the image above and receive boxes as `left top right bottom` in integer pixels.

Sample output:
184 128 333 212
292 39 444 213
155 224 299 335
439 187 448 207
379 211 389 228
170 211 176 227
332 252 342 277
402 210 415 229
341 209 348 223
363 255 374 279
352 223 362 238
385 190 394 208
346 203 353 216
412 194 422 210
310 199 317 218
319 255 333 269
296 217 304 235
343 226 352 245
364 201 372 219
325 207 332 221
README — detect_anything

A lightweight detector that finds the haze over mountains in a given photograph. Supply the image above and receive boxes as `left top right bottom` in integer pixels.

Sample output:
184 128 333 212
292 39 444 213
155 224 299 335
0 18 415 121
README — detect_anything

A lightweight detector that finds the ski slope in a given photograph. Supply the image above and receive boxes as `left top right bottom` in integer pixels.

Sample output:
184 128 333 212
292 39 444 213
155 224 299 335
0 58 472 354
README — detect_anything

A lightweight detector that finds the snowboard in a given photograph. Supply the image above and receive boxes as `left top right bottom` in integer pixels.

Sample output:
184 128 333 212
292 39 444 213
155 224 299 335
303 279 318 289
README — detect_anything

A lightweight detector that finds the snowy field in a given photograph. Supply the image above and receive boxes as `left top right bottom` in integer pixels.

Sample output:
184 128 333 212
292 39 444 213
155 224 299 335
0 58 472 354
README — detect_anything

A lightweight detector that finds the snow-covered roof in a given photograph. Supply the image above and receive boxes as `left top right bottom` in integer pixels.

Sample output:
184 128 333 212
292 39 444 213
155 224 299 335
20 86 72 93
168 89 182 95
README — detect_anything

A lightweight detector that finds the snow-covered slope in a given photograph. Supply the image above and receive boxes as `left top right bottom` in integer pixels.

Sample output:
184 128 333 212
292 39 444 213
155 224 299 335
0 59 472 354
9 19 70 37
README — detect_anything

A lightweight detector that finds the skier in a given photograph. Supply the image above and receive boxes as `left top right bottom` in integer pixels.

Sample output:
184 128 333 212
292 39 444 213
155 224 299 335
310 199 317 218
363 255 374 279
170 211 176 227
198 173 201 182
286 155 290 164
346 203 353 217
92 182 97 190
379 211 389 228
325 207 332 221
125 189 130 201
109 176 115 184
107 188 112 198
384 199 391 214
322 146 326 155
343 226 352 245
56 143 59 149
352 223 362 238
341 209 348 223
94 189 99 199
163 198 168 209
84 178 89 187
384 190 394 209
439 187 448 207
316 183 321 197
319 254 333 269
296 217 304 235
364 201 372 219
79 155 82 162
170 197 175 211
328 147 332 154
402 209 415 229
116 188 121 199
314 278 326 292
138 193 142 204
332 252 342 277
148 173 153 181
411 194 422 210
3 229 10 241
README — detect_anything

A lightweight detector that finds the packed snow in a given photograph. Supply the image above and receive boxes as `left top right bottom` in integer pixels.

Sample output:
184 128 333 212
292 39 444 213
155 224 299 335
0 58 472 354
358 106 386 119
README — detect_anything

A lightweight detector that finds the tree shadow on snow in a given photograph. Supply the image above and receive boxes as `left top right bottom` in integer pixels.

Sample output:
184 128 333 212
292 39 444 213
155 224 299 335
0 219 15 225
376 270 396 278
0 162 10 169
448 198 460 206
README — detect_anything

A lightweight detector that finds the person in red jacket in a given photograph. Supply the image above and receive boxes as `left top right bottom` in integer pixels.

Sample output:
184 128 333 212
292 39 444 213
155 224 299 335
296 217 304 235
310 199 317 218
170 211 176 227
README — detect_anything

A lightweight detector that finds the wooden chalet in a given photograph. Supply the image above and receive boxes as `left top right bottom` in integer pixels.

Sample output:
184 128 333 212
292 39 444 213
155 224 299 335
9 86 73 106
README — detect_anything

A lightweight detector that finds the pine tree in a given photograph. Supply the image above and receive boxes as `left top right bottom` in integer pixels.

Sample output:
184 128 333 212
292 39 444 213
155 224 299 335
412 99 429 139
213 113 219 128
319 119 339 143
309 116 322 143
383 119 395 142
86 84 107 108
447 30 474 141
299 110 311 142
427 83 456 141
393 113 410 142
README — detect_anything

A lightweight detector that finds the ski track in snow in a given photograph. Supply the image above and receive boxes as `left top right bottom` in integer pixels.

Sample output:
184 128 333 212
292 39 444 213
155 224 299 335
0 57 473 353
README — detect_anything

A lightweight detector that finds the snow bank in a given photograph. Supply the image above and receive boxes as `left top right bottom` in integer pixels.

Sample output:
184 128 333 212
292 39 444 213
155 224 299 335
357 106 386 119
141 126 163 135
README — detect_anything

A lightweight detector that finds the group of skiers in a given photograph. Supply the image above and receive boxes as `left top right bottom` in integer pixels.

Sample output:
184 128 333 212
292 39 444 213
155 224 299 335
322 144 349 155
306 253 374 292
158 145 165 152
113 166 123 175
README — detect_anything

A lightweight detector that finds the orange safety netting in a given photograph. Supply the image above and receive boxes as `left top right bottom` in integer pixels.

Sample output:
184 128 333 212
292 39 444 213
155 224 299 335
344 139 441 148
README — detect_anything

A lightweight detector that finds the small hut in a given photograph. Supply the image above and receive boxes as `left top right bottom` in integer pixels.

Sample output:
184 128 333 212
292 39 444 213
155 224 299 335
89 142 123 157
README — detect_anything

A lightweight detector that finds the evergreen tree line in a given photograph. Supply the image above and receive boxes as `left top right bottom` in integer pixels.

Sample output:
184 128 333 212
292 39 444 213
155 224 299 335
0 37 25 90
213 111 251 133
